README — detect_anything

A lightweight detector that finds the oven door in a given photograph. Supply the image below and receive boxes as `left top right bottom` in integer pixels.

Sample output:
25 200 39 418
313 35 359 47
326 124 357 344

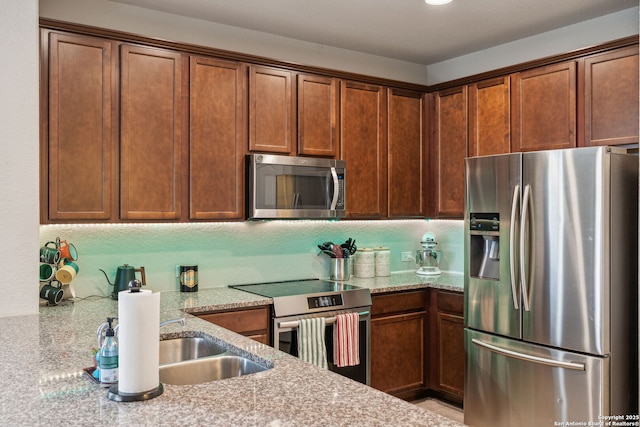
273 308 370 385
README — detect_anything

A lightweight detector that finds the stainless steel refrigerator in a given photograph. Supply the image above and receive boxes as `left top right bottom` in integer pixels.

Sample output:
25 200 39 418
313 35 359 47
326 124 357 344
463 146 638 427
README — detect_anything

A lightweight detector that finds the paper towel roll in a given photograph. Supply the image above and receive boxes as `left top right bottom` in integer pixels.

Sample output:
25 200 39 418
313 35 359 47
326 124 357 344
117 289 160 394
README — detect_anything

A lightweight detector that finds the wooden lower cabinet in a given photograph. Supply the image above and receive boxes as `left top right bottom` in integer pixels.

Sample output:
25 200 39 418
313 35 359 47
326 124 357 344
370 290 428 399
197 306 271 345
429 289 464 404
370 289 465 405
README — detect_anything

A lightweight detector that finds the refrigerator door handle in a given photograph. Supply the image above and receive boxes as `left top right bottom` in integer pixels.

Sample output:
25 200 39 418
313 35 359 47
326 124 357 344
509 185 520 310
471 338 585 371
520 184 532 311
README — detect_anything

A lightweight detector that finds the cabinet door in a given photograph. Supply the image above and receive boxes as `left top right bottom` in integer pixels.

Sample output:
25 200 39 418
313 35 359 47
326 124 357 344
430 290 464 403
512 61 576 152
430 87 467 218
189 56 246 220
297 74 339 157
120 45 183 220
468 76 511 157
249 65 295 154
340 81 388 219
388 89 425 218
44 31 115 222
583 46 639 147
371 311 426 394
197 307 270 344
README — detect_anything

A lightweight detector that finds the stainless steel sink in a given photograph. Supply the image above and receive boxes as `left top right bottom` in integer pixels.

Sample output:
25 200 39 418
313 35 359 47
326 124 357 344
159 336 228 365
159 355 270 385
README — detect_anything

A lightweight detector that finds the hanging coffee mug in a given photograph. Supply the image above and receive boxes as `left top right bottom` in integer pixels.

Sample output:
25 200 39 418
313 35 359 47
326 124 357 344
59 240 78 261
55 261 79 284
40 283 64 305
39 263 57 282
40 242 60 264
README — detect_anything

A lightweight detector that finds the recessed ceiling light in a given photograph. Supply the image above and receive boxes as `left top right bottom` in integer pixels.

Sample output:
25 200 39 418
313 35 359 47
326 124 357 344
425 0 453 5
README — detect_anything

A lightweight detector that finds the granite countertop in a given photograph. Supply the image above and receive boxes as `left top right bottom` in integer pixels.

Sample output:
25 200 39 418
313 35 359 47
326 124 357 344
1 272 463 426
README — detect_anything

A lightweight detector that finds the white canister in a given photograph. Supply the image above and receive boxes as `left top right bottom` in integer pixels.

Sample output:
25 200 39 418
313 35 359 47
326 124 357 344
374 247 391 277
354 248 375 278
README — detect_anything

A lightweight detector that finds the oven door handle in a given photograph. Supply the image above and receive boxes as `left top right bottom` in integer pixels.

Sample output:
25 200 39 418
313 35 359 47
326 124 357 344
278 311 370 330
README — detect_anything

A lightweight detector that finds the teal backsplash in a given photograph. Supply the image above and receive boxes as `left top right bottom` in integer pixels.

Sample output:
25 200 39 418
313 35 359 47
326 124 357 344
40 220 463 298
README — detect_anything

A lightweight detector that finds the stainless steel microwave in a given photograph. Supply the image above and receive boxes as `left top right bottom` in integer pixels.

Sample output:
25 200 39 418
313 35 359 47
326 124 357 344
247 154 346 219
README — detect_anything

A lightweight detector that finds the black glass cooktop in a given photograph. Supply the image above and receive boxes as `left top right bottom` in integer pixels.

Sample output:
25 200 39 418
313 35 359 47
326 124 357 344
229 278 361 298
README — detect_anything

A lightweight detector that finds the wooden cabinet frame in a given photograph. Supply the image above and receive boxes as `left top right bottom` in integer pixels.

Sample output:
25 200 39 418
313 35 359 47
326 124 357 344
249 65 295 154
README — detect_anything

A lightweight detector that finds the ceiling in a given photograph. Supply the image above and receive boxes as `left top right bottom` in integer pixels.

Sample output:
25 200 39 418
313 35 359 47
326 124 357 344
109 0 638 65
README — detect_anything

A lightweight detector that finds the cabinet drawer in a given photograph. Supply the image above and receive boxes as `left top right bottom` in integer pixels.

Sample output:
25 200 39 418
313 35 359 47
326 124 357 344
436 291 463 315
372 290 428 317
198 307 270 335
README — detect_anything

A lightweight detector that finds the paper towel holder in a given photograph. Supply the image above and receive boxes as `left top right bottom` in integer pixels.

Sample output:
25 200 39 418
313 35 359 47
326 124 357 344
107 383 164 402
108 280 164 402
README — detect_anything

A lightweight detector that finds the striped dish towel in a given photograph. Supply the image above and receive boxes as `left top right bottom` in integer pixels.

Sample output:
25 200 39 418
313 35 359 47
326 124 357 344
297 317 328 369
333 312 360 367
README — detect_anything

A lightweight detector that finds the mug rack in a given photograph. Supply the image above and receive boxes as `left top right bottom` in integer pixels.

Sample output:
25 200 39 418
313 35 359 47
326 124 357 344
39 237 79 306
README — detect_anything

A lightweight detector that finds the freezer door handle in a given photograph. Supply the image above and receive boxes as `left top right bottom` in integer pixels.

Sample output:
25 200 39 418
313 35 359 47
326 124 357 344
509 185 520 310
471 338 585 370
519 184 532 311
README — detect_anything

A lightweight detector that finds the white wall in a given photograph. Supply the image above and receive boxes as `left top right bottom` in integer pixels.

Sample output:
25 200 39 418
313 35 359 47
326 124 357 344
0 0 40 316
39 0 430 85
39 1 639 87
427 7 639 85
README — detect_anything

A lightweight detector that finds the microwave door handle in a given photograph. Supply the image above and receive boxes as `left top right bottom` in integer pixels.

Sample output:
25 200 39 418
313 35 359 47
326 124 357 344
329 167 339 210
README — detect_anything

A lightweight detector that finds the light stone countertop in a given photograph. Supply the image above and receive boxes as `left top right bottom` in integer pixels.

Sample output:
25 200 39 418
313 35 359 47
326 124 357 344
1 272 463 426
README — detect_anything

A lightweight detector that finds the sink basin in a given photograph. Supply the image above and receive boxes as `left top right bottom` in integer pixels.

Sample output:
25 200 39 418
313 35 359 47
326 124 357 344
159 336 227 365
159 355 270 385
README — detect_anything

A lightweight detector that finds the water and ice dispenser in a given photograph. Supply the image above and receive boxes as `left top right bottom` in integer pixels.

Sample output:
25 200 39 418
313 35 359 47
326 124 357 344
468 213 500 280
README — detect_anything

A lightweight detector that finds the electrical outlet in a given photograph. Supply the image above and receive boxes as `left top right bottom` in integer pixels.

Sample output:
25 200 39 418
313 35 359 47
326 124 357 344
401 251 414 262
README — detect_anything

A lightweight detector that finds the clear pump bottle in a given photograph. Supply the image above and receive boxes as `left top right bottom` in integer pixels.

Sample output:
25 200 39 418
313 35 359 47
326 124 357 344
99 317 119 385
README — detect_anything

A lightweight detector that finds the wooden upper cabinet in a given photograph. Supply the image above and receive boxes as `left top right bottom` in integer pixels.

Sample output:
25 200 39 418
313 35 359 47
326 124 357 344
120 45 183 220
388 89 425 218
297 74 339 157
189 56 246 220
431 87 467 218
249 65 295 154
44 31 115 222
340 81 388 219
582 46 639 147
468 76 511 157
511 61 577 152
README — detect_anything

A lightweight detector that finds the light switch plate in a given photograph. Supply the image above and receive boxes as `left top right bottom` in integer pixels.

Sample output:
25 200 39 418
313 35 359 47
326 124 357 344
401 251 414 262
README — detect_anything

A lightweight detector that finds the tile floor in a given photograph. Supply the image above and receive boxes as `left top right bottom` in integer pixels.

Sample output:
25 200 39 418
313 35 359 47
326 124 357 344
412 398 464 424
